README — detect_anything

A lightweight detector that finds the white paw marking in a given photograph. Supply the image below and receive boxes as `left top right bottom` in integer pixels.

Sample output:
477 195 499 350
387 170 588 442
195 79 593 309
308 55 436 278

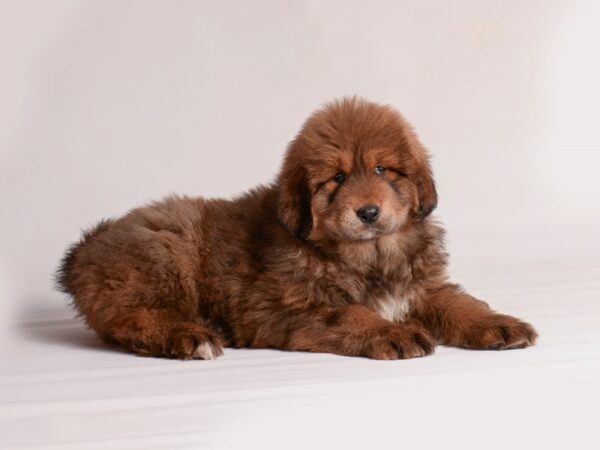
193 341 217 360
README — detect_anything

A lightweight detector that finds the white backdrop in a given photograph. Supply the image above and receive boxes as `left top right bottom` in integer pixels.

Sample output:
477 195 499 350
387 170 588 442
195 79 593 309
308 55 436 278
1 0 600 330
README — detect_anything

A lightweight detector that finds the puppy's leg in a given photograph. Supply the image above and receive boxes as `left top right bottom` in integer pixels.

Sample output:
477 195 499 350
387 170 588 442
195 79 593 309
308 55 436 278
246 304 436 360
95 307 224 360
413 284 537 350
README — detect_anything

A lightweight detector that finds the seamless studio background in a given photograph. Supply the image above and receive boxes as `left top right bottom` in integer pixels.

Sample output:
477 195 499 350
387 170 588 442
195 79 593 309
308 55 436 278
1 2 600 449
1 0 599 337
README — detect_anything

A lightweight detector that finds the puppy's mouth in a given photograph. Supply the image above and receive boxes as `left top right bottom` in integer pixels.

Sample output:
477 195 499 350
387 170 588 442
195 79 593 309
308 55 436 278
335 211 402 241
354 224 395 240
365 225 385 235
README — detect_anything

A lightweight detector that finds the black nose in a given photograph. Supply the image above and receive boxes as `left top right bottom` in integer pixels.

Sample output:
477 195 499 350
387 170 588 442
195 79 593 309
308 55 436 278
356 205 380 224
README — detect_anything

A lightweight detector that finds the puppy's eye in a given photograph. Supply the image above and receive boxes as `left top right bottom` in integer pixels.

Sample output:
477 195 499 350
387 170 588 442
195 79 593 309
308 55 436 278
375 165 386 175
333 172 346 183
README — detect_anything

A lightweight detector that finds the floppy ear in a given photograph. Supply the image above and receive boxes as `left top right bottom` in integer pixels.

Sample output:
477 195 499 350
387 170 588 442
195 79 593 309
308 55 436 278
402 127 438 219
277 142 313 238
413 159 438 219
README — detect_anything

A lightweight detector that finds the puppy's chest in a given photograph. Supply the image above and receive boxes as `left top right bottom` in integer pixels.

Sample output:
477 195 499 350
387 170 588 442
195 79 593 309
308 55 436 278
336 267 418 323
369 283 418 322
362 254 418 323
373 294 413 322
316 242 420 322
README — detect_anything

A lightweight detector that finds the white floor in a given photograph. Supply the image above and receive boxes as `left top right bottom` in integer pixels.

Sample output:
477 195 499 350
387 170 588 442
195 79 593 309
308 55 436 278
2 264 600 450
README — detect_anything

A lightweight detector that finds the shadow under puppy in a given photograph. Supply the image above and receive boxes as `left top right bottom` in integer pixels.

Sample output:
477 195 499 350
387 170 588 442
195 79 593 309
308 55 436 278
57 97 537 360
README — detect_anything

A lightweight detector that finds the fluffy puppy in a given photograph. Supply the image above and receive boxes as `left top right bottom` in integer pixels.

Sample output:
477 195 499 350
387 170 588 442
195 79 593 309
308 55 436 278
57 97 537 360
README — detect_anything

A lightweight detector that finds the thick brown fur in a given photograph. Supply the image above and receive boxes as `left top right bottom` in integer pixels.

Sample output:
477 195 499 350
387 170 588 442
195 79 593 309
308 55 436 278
56 97 537 360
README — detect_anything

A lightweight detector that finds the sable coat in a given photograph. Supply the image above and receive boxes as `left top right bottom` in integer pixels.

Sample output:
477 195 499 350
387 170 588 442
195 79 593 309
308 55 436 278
57 98 537 360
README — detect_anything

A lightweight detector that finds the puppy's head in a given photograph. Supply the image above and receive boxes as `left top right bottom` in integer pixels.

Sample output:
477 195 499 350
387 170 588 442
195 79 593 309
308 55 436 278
278 97 437 241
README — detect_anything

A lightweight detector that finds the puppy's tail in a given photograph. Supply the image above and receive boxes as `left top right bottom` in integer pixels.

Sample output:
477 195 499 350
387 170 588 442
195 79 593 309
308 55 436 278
55 219 114 296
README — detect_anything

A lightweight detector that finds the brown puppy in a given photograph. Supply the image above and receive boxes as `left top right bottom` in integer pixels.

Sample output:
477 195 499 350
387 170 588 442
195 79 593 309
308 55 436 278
57 97 537 360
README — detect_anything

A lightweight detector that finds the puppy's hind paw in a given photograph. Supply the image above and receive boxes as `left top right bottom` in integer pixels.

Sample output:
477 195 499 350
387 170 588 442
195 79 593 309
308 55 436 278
167 325 224 360
193 341 223 360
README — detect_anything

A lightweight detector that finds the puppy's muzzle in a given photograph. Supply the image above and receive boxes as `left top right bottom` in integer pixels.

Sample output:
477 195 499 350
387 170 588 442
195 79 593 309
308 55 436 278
356 205 380 224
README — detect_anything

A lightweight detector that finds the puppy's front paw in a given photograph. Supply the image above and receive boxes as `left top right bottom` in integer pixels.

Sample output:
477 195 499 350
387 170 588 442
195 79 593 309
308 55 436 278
365 324 436 360
461 314 537 350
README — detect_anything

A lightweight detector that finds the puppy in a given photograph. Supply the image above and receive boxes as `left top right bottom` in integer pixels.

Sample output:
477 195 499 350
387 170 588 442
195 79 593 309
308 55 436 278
57 97 537 360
